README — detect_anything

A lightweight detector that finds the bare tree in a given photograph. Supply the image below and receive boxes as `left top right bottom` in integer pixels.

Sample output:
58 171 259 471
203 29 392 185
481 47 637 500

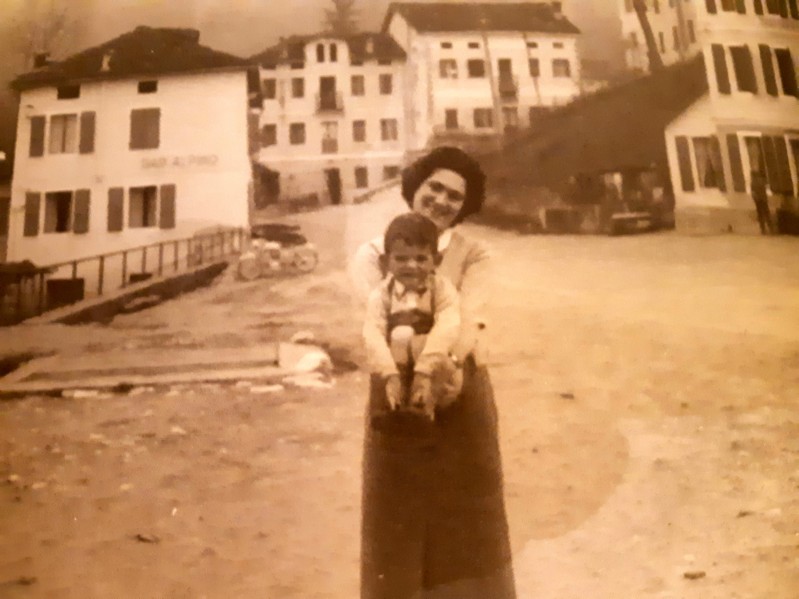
323 0 359 36
633 0 663 73
10 0 77 69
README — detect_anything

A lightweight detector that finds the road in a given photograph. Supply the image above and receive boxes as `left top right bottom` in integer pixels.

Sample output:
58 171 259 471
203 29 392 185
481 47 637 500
1 187 798 598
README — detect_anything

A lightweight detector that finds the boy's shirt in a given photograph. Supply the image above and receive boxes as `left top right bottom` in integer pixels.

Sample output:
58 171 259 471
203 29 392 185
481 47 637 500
363 273 460 378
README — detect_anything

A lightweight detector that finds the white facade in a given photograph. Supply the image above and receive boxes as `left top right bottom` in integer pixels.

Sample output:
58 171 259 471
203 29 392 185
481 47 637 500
664 2 799 232
619 0 701 71
386 13 582 152
8 69 252 266
254 36 406 206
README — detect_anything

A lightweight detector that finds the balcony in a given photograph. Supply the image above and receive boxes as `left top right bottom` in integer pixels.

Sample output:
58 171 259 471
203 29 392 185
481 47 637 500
316 92 344 113
321 138 338 154
498 75 518 101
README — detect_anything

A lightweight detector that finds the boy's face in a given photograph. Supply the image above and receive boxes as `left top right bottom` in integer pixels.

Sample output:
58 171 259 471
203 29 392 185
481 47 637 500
385 239 436 290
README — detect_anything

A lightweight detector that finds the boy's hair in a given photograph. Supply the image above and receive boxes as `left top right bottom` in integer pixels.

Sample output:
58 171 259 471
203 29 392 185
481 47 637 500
383 213 439 254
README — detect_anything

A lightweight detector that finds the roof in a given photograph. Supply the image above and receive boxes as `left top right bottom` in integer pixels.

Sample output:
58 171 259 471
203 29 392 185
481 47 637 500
250 32 406 67
382 2 580 34
480 55 708 186
12 27 249 91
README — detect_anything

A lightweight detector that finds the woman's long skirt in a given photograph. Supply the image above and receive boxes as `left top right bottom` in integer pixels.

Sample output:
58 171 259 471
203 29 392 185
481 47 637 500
360 359 516 599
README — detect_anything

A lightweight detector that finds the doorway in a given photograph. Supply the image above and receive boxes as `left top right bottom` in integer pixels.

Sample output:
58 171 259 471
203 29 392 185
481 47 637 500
319 76 337 110
325 168 342 205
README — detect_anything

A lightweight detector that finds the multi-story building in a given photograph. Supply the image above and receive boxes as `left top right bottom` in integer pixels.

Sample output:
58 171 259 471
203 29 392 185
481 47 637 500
250 33 407 206
665 1 799 232
619 0 701 71
382 2 582 153
7 26 254 267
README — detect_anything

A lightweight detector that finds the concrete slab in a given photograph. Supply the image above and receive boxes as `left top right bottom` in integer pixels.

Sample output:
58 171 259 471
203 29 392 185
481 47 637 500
0 342 328 397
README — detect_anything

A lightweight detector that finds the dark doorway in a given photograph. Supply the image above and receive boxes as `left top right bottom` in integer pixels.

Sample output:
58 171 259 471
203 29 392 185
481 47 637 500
319 76 337 110
325 168 342 205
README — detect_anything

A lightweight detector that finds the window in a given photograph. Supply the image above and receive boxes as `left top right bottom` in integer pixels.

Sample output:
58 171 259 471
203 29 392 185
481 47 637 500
760 45 779 96
291 77 305 98
383 165 400 180
720 0 736 10
380 118 398 141
48 114 78 154
316 44 325 62
711 44 731 94
526 41 539 49
553 42 564 49
445 109 458 130
765 0 782 14
675 136 695 191
289 123 305 145
774 48 798 96
129 186 158 228
330 44 338 62
355 166 368 188
57 84 80 99
673 26 680 51
658 32 665 54
351 75 365 96
378 58 392 65
502 107 519 130
730 45 757 92
129 108 160 150
263 78 276 99
552 59 571 77
261 124 277 147
687 20 696 44
473 108 493 128
467 59 485 77
692 137 723 188
353 120 366 142
439 59 458 78
138 80 158 94
468 42 480 49
529 58 540 77
379 73 393 94
441 42 452 49
44 191 73 232
322 121 338 153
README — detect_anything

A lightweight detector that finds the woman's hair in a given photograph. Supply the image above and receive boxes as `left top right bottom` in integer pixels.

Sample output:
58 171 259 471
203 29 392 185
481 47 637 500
383 213 439 254
400 146 486 226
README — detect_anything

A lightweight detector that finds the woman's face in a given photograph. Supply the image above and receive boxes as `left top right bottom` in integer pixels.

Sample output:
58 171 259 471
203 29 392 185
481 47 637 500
411 168 467 233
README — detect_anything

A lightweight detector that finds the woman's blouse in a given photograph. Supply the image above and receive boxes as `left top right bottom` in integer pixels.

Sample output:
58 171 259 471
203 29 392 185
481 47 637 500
350 227 491 364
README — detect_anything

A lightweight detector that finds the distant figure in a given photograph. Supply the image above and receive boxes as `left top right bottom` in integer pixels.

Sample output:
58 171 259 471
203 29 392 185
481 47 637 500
750 170 773 235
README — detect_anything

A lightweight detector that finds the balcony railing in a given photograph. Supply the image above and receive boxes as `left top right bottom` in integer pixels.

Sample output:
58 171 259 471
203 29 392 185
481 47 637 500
321 138 339 154
316 92 344 113
498 75 518 100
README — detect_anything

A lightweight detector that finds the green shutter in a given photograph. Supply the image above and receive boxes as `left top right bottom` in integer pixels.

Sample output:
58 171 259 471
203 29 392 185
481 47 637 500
29 116 45 157
675 136 695 192
759 45 779 96
24 192 41 236
159 184 176 229
73 189 91 234
107 187 124 232
726 134 746 192
711 45 731 95
79 112 95 154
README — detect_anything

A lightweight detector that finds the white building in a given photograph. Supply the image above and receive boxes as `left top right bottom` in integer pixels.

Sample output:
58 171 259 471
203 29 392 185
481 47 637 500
619 0 701 72
382 2 583 153
664 1 799 232
7 26 254 267
251 33 407 206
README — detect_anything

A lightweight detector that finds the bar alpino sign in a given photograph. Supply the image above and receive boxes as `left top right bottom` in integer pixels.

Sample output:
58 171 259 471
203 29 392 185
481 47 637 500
141 154 219 169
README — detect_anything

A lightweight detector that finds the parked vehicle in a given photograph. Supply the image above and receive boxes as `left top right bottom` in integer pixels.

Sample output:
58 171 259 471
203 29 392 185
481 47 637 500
237 223 318 280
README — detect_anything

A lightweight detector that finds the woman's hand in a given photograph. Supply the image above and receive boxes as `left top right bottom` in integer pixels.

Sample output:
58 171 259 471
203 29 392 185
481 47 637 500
409 373 434 421
384 374 402 411
433 357 463 410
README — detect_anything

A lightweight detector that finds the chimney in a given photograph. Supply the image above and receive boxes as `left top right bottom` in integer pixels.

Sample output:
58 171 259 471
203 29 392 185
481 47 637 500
33 53 50 69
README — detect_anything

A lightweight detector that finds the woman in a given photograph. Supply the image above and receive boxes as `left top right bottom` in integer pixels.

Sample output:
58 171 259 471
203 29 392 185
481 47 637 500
351 146 516 599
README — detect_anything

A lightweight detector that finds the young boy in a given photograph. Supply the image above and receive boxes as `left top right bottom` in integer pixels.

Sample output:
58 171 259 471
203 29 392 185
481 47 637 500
362 213 461 430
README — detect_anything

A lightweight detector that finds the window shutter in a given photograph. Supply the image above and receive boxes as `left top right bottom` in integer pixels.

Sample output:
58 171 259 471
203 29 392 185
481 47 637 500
730 46 757 93
761 136 780 194
706 0 718 13
79 112 96 154
73 189 91 234
711 45 731 94
789 0 799 19
774 48 798 96
726 134 746 192
759 45 779 96
779 0 789 16
23 193 41 236
159 184 176 229
107 187 124 232
754 0 764 13
675 136 695 192
736 0 747 11
29 116 45 157
773 136 794 196
712 137 727 192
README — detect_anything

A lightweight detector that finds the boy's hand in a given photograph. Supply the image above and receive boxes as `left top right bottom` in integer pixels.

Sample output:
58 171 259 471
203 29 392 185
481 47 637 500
410 373 434 421
384 374 402 411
